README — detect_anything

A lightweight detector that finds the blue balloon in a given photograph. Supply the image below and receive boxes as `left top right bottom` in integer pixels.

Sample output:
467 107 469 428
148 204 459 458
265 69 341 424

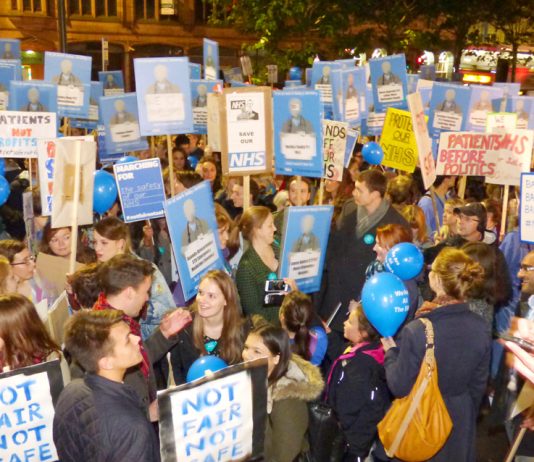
93 170 118 215
116 155 137 164
0 159 5 178
385 242 424 281
186 356 228 382
361 141 384 165
188 156 199 169
289 66 302 81
361 272 410 337
0 175 10 206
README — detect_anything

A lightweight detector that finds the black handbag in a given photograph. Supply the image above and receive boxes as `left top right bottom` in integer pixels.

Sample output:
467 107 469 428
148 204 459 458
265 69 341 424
307 400 345 462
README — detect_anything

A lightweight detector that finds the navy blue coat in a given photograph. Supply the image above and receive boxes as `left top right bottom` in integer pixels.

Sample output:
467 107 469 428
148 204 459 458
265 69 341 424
384 303 491 462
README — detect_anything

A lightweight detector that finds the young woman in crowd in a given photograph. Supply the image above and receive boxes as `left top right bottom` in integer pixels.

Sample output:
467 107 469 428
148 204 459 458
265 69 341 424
382 247 491 461
327 303 390 462
214 203 242 274
279 290 327 366
93 217 175 339
236 206 295 325
0 294 60 372
401 204 433 250
242 322 324 462
169 270 250 384
199 156 221 193
435 197 464 243
39 223 96 263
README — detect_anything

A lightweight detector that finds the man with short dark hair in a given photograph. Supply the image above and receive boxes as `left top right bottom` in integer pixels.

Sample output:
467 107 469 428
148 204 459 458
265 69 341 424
54 310 161 462
273 176 312 242
317 169 408 335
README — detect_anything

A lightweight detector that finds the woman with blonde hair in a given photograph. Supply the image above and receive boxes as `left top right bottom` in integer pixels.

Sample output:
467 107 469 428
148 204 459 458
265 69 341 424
0 255 18 294
382 247 491 461
401 204 433 249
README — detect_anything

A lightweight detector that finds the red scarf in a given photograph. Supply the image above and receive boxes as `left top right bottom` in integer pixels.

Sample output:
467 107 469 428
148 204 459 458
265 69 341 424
93 293 151 380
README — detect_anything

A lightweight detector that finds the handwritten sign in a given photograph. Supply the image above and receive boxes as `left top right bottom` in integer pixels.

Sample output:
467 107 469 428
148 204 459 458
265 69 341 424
0 111 56 158
379 108 418 172
322 120 348 181
114 158 166 223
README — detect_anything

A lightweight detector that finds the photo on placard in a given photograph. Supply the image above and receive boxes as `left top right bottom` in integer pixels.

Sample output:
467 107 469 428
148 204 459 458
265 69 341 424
361 85 385 136
203 39 220 81
311 61 341 106
279 205 333 293
190 79 222 134
134 57 193 136
332 67 368 126
9 80 57 114
98 70 125 96
509 97 534 130
369 54 408 112
0 59 22 110
189 62 201 79
428 82 471 138
44 52 92 118
273 90 323 178
100 92 148 155
0 39 20 60
466 85 503 132
165 181 224 300
407 74 419 94
70 81 103 130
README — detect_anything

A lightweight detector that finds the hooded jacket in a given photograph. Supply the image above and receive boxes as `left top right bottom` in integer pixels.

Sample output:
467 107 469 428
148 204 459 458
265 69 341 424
265 354 324 462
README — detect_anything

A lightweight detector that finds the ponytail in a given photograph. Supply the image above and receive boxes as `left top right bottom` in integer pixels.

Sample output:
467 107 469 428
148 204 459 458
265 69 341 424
279 291 313 360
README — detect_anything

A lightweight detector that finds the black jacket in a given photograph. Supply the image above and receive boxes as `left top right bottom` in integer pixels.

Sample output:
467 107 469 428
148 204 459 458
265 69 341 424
53 374 160 462
316 199 408 332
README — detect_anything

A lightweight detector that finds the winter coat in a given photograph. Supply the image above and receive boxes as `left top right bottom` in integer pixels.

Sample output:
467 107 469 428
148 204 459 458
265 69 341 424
384 303 491 461
265 354 324 462
53 374 160 462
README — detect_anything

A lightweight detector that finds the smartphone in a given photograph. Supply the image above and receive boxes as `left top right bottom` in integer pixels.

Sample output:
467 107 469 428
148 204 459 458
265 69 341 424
264 292 286 306
499 333 534 353
265 279 290 292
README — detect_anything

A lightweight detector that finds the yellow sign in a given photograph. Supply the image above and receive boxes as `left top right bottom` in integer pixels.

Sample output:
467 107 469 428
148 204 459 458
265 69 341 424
379 108 418 173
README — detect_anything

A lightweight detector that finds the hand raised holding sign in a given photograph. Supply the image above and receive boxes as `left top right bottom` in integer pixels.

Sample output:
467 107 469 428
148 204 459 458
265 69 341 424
160 308 193 339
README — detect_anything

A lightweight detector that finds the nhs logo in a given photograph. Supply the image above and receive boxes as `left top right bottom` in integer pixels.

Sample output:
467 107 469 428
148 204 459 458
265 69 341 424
229 152 265 172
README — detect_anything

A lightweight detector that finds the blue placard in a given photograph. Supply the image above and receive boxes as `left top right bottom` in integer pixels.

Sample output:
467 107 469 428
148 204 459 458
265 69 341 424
165 181 225 301
419 64 436 81
419 87 432 116
44 52 92 118
100 92 149 154
331 67 368 126
189 63 201 79
428 82 471 138
273 90 323 178
335 58 356 69
190 79 222 134
114 158 166 222
0 60 21 109
96 123 125 163
279 205 334 293
510 97 534 130
98 70 125 96
344 128 359 167
369 54 408 112
203 38 220 81
407 74 419 94
70 81 103 130
311 61 341 109
361 86 385 136
305 68 312 87
284 80 304 89
466 85 503 132
0 39 21 60
134 57 193 135
9 80 57 114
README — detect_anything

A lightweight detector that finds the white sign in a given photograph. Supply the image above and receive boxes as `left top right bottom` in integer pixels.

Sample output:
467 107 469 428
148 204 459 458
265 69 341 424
288 250 320 279
322 120 348 181
184 233 219 278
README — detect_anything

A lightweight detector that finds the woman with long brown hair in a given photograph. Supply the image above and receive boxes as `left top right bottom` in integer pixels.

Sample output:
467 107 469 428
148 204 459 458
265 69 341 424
169 270 249 384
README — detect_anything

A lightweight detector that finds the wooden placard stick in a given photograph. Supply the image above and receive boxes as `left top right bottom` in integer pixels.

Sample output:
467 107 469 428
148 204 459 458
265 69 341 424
166 134 175 197
68 142 82 274
243 175 251 210
500 185 509 240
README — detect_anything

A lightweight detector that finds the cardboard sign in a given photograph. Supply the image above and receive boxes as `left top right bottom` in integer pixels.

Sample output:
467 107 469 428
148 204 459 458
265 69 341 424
520 172 534 244
36 253 84 304
9 81 58 114
311 61 341 106
279 205 334 293
220 87 273 176
165 181 224 301
369 54 409 112
379 108 418 173
486 113 518 133
0 360 64 462
203 39 220 81
190 79 223 134
407 93 436 190
51 139 96 227
428 82 471 138
0 39 21 60
37 136 93 216
98 70 125 96
207 93 222 151
158 359 267 462
46 292 69 346
0 111 56 158
114 158 166 222
0 60 22 110
273 90 323 178
322 120 348 181
436 130 534 186
331 67 368 126
466 85 503 132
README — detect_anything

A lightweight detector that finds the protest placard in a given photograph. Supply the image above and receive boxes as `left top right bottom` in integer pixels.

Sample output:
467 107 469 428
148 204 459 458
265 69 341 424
0 39 21 60
322 120 348 181
190 79 223 134
98 70 125 96
134 57 193 136
36 252 84 304
407 93 436 190
273 90 323 178
165 181 224 300
311 61 341 107
436 130 534 186
189 63 201 79
9 81 58 114
279 205 333 293
466 85 503 132
428 82 471 138
220 87 273 176
379 108 418 173
0 111 57 158
207 93 222 151
70 81 103 130
203 39 220 81
0 60 21 110
158 359 267 462
331 67 368 127
0 360 64 462
344 128 358 167
520 172 534 244
114 158 166 222
46 292 69 346
369 54 408 112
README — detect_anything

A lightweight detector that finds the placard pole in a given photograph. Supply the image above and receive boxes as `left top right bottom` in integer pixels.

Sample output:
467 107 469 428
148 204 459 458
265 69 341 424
430 187 441 236
166 134 175 197
505 406 534 462
317 178 325 205
243 175 251 210
500 185 509 241
151 136 156 157
296 175 302 206
28 158 33 188
458 176 467 199
68 142 82 274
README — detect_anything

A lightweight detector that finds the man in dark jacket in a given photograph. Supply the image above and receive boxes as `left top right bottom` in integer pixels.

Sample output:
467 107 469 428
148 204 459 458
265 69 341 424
317 169 408 338
54 310 160 462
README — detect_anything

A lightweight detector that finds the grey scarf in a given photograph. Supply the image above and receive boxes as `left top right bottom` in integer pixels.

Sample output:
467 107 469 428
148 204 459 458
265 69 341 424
356 199 390 239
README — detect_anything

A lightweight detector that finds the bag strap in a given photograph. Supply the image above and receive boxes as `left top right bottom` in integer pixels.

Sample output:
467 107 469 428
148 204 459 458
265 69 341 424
385 318 436 458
